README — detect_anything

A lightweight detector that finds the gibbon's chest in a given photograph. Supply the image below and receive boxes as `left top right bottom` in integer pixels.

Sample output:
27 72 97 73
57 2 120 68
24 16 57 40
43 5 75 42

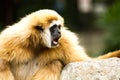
10 48 63 80
10 58 40 80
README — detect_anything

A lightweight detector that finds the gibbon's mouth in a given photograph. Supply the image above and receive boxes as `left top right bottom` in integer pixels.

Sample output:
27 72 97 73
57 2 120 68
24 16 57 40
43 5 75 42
51 37 60 46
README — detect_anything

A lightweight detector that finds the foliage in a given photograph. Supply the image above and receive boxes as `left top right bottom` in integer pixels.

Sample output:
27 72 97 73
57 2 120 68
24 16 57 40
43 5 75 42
97 1 120 53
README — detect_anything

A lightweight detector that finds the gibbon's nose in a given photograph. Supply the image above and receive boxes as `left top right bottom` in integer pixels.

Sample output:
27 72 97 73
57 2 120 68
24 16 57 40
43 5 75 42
57 31 61 38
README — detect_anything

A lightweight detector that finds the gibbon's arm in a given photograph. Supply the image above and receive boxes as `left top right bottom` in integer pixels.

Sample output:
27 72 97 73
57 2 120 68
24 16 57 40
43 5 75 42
0 59 15 80
97 50 120 59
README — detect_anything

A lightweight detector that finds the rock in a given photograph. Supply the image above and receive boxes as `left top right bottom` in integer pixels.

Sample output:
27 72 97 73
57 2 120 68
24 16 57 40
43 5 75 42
60 57 120 80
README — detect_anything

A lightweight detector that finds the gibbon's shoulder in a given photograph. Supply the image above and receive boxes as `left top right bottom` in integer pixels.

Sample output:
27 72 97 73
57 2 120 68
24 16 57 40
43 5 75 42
60 27 88 59
61 27 80 45
61 27 85 50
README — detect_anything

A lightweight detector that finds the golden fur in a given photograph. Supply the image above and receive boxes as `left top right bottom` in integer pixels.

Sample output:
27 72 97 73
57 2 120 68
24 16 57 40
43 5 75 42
0 9 119 80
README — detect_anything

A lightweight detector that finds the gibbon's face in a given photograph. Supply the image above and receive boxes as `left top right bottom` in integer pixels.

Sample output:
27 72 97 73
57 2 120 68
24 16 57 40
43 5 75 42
22 9 64 48
37 20 62 48
49 21 62 47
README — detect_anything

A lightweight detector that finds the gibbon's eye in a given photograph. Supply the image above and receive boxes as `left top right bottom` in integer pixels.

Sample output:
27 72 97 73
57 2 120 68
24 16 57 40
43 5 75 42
35 26 44 31
58 25 61 29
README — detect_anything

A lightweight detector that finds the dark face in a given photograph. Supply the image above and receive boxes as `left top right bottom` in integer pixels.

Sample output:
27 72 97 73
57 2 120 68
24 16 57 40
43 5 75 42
50 24 61 47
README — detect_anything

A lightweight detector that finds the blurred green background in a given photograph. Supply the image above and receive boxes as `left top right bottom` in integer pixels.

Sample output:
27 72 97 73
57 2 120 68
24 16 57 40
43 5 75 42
0 0 120 57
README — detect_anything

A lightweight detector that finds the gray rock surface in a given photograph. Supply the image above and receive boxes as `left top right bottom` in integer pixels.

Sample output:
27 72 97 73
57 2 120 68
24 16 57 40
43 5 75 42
60 57 120 80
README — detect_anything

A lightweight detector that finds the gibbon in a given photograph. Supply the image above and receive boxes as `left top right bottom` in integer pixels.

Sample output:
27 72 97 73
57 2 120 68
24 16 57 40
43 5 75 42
0 9 120 80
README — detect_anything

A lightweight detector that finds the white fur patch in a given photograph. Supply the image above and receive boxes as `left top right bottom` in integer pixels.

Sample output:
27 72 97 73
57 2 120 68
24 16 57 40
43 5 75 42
42 28 51 48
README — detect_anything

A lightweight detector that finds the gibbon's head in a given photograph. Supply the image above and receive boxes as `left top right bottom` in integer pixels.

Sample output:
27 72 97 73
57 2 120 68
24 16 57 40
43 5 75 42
1 9 64 48
21 9 64 48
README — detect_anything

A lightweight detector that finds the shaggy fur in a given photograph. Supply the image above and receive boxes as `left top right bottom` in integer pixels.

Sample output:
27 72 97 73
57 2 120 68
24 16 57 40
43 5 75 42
0 9 119 80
